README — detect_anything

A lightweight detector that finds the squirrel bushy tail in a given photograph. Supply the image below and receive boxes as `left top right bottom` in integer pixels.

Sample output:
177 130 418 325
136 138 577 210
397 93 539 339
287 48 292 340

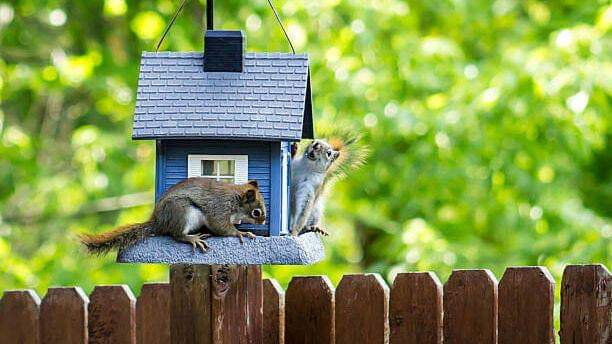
294 125 369 185
319 126 369 185
325 128 368 182
78 222 153 255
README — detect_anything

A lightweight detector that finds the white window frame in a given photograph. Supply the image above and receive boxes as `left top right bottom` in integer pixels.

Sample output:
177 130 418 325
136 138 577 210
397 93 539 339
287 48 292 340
187 154 249 184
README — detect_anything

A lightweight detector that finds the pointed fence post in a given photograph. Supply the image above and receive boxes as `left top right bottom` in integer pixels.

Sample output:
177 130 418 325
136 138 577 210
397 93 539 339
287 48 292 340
137 283 171 344
560 264 611 344
170 264 263 344
390 272 443 344
40 287 89 344
498 267 555 344
285 276 335 344
443 269 498 344
0 290 40 344
88 285 136 344
336 273 390 344
263 279 285 344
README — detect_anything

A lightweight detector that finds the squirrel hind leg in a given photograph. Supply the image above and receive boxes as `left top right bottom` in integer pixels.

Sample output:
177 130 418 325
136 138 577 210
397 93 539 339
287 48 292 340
176 233 210 252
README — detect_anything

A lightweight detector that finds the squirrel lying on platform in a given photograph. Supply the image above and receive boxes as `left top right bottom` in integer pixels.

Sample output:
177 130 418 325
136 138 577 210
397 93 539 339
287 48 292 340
290 128 368 236
79 178 266 254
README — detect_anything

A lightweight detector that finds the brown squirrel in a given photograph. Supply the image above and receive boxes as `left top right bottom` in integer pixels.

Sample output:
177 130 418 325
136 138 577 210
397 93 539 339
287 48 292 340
79 178 267 254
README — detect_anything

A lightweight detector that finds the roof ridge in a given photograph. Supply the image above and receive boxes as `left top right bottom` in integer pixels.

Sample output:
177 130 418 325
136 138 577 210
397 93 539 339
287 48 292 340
141 51 308 59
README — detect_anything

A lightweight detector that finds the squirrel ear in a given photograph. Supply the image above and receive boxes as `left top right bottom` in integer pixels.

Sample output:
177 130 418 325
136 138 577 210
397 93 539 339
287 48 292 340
333 150 340 160
243 189 257 203
247 180 259 189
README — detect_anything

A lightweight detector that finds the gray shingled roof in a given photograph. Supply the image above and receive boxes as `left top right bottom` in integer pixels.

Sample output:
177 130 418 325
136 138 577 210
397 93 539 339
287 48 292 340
132 52 313 141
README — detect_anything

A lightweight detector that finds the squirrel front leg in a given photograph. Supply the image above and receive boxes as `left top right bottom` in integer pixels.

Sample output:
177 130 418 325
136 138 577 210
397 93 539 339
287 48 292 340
208 217 256 244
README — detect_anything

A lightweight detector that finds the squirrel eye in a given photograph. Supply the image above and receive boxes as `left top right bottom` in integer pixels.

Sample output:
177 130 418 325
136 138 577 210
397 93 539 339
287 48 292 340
326 150 332 158
251 209 261 218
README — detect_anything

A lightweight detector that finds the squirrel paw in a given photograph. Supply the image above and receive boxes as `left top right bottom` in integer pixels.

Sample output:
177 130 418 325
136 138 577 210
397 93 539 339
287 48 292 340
290 142 298 158
235 231 256 244
303 225 329 236
180 233 210 253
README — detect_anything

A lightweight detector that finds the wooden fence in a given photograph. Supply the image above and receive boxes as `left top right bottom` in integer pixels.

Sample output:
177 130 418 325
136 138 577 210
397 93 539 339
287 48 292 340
0 264 609 343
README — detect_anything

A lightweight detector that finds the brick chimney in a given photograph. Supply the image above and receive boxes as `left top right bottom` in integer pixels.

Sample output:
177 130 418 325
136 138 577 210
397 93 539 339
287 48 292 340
204 30 245 72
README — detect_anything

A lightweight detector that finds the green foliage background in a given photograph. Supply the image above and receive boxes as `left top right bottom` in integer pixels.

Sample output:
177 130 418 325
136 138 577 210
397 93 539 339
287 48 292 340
0 0 609 299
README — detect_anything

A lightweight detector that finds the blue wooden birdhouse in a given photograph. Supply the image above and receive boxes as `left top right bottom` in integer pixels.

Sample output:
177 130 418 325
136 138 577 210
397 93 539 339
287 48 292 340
117 4 324 265
132 29 313 238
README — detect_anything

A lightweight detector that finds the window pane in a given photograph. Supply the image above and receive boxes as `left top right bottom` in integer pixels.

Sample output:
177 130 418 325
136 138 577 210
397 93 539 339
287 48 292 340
201 160 214 176
218 160 235 175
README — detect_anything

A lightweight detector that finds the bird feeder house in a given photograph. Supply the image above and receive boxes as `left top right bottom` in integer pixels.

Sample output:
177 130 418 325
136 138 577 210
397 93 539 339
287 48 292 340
117 8 324 265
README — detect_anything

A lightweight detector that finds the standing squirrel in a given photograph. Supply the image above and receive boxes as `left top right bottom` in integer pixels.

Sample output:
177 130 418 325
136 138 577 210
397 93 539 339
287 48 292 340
290 128 367 236
79 178 266 254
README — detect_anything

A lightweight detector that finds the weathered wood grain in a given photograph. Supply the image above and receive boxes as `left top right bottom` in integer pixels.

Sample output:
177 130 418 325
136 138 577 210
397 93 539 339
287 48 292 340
246 265 264 343
389 272 443 344
498 267 555 344
88 285 136 344
0 290 40 344
443 269 498 344
170 264 212 344
211 265 263 344
263 278 285 344
560 264 611 344
285 276 335 344
137 283 170 344
40 287 89 344
336 273 390 344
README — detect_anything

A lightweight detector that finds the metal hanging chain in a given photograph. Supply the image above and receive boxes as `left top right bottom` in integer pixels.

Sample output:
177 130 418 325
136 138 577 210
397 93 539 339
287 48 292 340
267 0 295 54
155 0 190 52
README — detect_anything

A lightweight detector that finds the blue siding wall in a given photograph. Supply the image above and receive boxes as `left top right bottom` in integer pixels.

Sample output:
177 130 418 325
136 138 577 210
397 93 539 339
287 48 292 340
156 139 275 236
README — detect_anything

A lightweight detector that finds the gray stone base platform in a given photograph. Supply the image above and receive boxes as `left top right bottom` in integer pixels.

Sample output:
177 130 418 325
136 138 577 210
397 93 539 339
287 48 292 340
116 232 325 265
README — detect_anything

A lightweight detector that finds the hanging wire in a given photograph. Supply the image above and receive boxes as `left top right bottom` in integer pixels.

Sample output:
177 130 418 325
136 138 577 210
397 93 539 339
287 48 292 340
266 0 296 54
155 0 190 52
155 0 296 54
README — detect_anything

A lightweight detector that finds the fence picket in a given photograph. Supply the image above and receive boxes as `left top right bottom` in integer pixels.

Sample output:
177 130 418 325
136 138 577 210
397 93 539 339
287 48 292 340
443 269 498 344
560 264 611 344
0 290 40 344
336 273 390 344
245 265 264 342
88 285 136 344
170 264 213 343
137 283 170 344
498 267 555 344
210 265 263 344
40 287 89 344
263 279 285 344
390 272 443 344
285 276 335 344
